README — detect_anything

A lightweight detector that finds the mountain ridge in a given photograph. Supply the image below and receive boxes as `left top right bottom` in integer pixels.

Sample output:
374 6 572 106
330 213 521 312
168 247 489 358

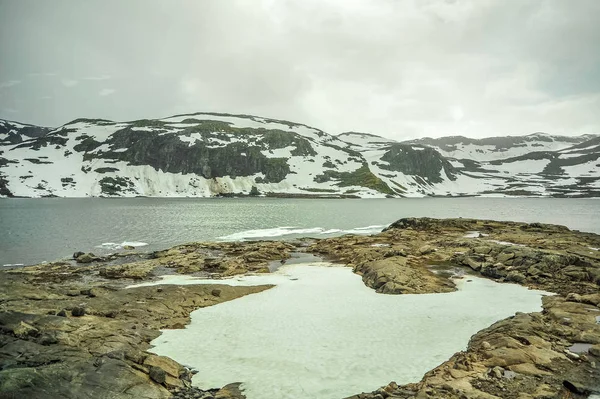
0 112 598 198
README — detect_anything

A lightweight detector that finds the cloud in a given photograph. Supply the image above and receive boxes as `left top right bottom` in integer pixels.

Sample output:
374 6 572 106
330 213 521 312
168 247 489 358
98 88 116 96
61 79 79 87
0 80 22 90
83 75 111 81
1 0 599 137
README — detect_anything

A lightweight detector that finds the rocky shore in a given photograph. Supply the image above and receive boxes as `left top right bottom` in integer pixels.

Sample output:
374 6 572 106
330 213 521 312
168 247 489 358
1 218 599 398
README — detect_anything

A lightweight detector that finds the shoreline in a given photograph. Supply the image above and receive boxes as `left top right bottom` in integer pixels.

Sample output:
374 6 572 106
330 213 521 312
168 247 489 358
1 218 599 398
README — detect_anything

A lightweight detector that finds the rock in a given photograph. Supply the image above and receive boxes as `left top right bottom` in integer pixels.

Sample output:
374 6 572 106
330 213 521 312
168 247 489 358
211 289 222 297
123 245 135 250
589 344 600 356
76 253 95 264
14 321 39 338
566 293 582 302
143 355 182 379
38 333 58 345
465 257 482 271
506 271 526 283
56 309 67 317
71 307 86 317
473 246 492 255
497 252 515 263
73 251 85 259
214 383 246 399
81 288 100 297
149 366 167 384
563 379 591 395
125 350 147 364
564 350 580 360
418 245 435 255
489 366 504 379
481 341 492 350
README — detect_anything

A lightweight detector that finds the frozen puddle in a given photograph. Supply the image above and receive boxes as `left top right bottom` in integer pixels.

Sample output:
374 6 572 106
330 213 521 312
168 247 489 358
147 263 550 399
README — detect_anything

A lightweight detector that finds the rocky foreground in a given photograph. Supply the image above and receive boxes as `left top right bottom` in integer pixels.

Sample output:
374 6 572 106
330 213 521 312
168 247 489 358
1 218 599 398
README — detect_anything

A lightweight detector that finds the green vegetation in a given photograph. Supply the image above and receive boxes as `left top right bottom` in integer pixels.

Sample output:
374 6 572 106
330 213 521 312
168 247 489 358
313 164 396 195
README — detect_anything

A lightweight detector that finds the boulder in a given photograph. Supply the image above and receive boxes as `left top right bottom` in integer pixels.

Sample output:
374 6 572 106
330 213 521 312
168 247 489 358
71 307 86 317
76 253 95 264
149 366 167 384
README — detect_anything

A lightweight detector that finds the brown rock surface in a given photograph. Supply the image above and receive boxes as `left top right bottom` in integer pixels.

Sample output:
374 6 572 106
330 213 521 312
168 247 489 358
2 218 600 398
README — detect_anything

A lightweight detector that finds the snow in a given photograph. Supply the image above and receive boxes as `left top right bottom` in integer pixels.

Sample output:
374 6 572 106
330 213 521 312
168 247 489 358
217 225 386 240
161 113 325 142
433 139 579 162
147 263 549 399
96 241 148 250
562 160 600 177
487 159 550 175
1 114 598 199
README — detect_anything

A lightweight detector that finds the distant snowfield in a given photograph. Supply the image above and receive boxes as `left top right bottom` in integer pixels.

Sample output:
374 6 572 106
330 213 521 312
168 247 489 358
147 263 550 399
2 113 598 198
217 224 387 240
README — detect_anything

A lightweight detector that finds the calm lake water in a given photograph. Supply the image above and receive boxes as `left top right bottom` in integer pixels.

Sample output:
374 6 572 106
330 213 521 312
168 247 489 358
1 197 599 266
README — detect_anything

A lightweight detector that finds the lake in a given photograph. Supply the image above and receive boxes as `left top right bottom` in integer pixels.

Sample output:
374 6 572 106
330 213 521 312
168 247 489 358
1 197 600 266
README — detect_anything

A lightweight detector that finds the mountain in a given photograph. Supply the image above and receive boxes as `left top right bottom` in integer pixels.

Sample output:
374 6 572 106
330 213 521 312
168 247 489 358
0 112 598 198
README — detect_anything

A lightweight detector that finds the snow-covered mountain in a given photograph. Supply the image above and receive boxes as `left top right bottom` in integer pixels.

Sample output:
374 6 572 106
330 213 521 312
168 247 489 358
0 113 598 198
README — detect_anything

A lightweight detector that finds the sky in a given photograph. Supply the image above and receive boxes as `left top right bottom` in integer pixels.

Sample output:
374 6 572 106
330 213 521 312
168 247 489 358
0 0 599 140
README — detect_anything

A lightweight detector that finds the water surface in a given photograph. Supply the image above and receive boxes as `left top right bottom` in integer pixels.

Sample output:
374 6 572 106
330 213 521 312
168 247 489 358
1 197 599 266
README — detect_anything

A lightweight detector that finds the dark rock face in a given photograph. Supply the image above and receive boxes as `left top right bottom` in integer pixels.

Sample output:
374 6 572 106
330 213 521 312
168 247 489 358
379 144 457 183
94 127 293 183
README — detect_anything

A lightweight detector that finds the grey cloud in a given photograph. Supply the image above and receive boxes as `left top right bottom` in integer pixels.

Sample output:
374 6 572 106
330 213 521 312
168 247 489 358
0 0 599 138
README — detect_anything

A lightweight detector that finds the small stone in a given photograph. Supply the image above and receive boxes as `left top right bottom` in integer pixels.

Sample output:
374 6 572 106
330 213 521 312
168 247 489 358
564 350 580 361
418 245 435 255
490 366 504 379
71 307 86 317
80 288 99 297
211 289 222 297
56 309 67 317
481 341 492 350
38 333 58 345
73 251 85 259
123 245 135 250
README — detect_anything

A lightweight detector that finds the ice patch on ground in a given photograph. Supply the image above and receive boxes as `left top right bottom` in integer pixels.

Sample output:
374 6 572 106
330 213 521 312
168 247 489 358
2 263 24 267
487 240 526 247
218 225 387 240
96 241 149 250
463 231 480 238
149 264 550 399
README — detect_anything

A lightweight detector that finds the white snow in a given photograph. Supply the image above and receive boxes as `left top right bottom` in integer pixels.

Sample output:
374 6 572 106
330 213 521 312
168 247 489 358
463 231 481 238
96 241 148 250
148 263 550 399
487 159 550 175
217 225 386 241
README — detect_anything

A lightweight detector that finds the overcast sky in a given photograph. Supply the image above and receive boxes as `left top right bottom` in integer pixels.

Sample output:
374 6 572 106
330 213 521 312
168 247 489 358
0 0 599 140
